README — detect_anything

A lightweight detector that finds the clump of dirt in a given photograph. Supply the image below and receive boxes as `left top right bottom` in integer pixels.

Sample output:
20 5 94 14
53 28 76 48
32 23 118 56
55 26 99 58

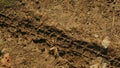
0 0 120 68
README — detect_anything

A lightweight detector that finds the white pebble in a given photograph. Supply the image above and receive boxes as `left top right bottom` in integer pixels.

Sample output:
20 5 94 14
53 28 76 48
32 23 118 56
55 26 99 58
94 34 99 38
102 36 110 48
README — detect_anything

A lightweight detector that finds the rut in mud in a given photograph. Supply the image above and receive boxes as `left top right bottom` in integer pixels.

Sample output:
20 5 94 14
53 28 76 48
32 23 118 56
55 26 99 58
0 15 120 68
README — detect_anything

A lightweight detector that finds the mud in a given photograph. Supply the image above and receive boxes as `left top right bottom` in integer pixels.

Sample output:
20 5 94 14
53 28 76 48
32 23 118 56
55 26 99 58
0 0 120 68
0 15 120 67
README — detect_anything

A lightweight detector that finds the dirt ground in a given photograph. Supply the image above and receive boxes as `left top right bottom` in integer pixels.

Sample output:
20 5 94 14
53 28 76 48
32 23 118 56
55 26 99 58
0 0 120 68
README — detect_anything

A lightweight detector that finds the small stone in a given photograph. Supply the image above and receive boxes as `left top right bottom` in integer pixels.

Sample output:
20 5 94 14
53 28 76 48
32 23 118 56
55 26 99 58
94 34 99 38
102 36 110 48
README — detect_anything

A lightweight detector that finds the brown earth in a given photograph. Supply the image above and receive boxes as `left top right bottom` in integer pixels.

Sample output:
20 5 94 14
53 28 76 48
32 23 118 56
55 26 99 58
0 0 120 68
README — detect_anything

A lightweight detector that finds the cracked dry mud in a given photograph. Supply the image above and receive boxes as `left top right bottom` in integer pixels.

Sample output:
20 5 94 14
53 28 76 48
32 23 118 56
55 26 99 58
0 14 120 68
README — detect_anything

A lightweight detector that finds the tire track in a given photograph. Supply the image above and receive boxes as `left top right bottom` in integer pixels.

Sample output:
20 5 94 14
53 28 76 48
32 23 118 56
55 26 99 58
0 18 120 68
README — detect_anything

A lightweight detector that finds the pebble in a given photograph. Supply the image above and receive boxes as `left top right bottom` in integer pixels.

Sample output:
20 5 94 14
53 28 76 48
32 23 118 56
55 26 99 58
94 34 99 38
102 36 110 48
